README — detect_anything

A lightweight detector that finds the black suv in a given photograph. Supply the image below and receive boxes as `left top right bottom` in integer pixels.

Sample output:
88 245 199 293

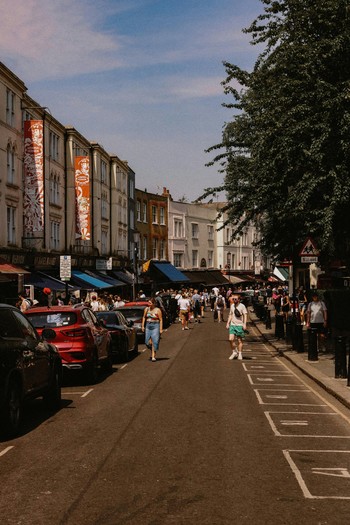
0 304 62 438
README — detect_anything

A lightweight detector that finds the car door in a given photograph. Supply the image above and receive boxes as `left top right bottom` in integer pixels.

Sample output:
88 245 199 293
116 312 134 351
12 310 51 391
82 308 109 359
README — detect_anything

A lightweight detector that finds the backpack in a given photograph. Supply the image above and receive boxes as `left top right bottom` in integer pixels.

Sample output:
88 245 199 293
217 296 224 307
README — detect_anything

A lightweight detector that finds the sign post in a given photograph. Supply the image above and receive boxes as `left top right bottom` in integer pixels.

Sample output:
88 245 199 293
60 255 71 304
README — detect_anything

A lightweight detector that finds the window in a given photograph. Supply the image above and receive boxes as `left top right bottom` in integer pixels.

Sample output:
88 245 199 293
208 250 213 267
243 231 248 245
49 132 59 161
50 221 60 250
101 160 107 185
152 205 157 224
160 239 165 260
143 235 147 259
174 219 183 238
137 201 141 221
101 191 108 219
159 207 165 225
231 254 235 269
152 237 158 259
242 256 248 270
101 230 108 255
7 145 15 184
191 223 199 239
7 207 16 245
226 228 231 244
143 202 147 223
129 208 134 229
192 250 198 267
49 173 60 205
227 252 231 267
208 225 214 240
129 178 134 199
6 89 15 126
173 253 183 267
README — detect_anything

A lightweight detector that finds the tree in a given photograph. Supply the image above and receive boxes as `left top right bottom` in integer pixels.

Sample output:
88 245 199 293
205 0 350 264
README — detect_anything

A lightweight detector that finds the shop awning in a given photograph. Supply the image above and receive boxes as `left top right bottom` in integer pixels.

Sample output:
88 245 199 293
111 270 134 285
26 272 75 291
71 270 113 289
86 271 126 287
0 257 30 274
152 262 190 283
273 266 289 282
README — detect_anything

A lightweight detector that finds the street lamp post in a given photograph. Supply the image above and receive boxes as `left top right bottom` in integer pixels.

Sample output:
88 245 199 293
133 232 140 300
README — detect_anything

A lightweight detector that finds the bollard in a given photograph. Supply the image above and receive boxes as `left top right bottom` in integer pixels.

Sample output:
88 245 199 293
285 316 292 343
265 308 272 330
294 322 305 353
308 328 318 361
334 336 347 379
275 314 285 339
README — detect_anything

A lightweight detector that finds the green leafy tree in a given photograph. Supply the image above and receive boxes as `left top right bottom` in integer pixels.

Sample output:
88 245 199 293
205 0 350 264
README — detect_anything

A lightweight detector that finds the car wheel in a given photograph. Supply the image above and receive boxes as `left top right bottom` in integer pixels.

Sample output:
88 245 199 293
3 379 22 438
85 352 99 384
122 338 129 362
102 344 113 373
43 367 62 410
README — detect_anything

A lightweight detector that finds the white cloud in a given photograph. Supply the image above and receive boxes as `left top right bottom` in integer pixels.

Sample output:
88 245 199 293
0 0 126 80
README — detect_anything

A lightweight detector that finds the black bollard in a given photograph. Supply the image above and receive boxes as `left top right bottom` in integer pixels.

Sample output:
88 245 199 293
265 308 272 329
285 316 292 343
335 336 347 379
275 314 285 339
308 328 318 361
294 322 305 353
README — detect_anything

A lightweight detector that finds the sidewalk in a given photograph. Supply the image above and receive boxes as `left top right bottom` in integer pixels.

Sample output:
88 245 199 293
249 309 350 410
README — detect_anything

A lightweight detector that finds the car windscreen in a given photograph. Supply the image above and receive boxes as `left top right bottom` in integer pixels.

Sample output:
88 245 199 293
118 308 145 319
26 312 77 328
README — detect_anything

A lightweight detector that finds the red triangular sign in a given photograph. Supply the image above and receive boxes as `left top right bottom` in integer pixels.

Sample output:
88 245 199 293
299 237 320 256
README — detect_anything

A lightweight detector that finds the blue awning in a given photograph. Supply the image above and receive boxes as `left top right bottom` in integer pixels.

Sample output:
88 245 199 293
26 272 75 291
153 262 190 283
86 271 126 287
71 270 112 289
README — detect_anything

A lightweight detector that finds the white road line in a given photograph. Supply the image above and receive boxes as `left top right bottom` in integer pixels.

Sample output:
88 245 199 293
261 343 350 426
81 389 94 398
120 364 128 370
62 391 87 395
0 446 14 457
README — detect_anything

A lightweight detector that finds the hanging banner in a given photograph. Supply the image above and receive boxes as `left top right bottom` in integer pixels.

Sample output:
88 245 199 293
75 156 91 240
23 120 44 233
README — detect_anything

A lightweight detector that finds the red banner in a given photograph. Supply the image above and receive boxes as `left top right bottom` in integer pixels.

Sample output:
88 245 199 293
75 156 91 241
23 120 44 233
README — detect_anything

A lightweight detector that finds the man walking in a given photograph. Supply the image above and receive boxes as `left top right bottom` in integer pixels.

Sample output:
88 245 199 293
226 294 248 360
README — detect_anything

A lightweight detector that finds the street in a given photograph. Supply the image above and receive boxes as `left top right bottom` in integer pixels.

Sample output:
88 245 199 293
1 312 350 524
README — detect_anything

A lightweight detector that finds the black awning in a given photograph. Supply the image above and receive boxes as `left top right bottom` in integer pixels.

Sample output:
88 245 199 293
25 272 75 291
86 271 126 287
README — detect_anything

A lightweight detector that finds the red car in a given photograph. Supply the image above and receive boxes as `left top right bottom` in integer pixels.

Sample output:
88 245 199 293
25 305 111 383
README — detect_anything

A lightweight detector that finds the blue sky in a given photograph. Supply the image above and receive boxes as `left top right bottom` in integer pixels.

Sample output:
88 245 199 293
1 0 263 201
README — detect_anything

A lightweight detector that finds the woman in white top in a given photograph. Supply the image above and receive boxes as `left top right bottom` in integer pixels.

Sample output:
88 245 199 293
178 293 191 330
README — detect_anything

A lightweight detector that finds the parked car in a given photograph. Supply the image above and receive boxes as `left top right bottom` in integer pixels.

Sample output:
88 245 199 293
25 305 111 383
96 311 138 362
0 304 62 438
115 304 148 343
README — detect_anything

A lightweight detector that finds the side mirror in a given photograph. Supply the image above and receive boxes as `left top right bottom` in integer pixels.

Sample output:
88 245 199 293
42 328 56 340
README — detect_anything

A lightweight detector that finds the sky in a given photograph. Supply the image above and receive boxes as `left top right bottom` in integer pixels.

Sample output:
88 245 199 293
1 0 264 202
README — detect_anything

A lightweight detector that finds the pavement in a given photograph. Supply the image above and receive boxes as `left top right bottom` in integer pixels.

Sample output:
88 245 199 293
249 308 350 410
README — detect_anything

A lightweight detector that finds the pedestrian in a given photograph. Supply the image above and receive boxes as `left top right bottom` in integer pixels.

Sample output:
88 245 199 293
214 293 226 322
297 287 308 325
191 289 202 323
141 297 163 361
178 293 191 330
281 291 291 321
18 291 31 313
90 295 100 312
306 292 327 347
227 294 248 360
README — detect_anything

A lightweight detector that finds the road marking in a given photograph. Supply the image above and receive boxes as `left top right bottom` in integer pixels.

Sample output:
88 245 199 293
264 411 350 438
283 450 350 499
267 395 288 399
120 364 128 370
0 446 14 457
81 389 94 398
281 420 309 426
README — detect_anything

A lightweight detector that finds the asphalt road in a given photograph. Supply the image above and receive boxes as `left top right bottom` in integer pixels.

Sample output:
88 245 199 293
1 312 350 524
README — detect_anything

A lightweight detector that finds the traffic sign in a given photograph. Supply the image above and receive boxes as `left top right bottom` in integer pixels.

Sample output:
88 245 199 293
299 237 320 257
301 256 318 264
60 255 71 281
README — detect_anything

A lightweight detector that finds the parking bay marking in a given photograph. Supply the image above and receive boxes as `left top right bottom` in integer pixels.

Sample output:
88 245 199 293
63 389 94 398
283 450 350 499
265 411 350 438
254 389 327 407
0 446 14 457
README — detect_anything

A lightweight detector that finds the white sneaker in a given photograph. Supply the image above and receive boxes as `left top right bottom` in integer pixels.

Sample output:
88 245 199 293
238 352 243 360
229 351 238 360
